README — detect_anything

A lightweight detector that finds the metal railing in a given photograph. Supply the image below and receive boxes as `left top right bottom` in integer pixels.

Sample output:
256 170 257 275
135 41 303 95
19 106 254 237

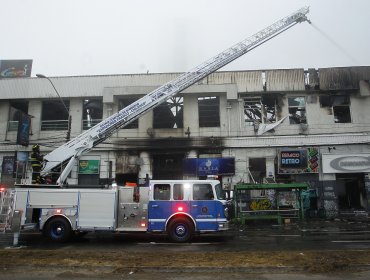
41 120 69 131
14 160 65 185
82 119 102 130
7 121 19 131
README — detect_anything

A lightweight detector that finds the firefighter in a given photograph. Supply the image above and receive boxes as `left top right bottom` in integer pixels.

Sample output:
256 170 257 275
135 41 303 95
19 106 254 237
29 144 44 184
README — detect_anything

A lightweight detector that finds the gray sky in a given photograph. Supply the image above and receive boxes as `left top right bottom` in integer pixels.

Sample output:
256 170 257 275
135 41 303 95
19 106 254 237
2 0 370 77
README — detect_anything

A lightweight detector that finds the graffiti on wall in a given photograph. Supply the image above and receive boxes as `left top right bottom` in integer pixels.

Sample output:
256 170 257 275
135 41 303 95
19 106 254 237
323 200 338 219
277 191 298 208
250 199 272 210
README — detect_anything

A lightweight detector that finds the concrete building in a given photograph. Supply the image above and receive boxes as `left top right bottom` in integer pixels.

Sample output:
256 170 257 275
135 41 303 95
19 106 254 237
1 66 370 218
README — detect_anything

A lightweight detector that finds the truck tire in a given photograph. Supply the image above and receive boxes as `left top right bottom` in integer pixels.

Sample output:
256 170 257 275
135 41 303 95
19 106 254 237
168 217 194 243
44 217 72 243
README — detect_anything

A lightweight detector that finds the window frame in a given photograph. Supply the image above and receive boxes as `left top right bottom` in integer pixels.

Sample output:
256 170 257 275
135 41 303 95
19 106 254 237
193 183 214 201
153 183 171 201
288 96 307 125
198 96 220 128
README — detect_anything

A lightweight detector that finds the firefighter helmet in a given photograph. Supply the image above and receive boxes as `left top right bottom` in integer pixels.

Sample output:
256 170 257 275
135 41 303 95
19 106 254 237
32 144 40 151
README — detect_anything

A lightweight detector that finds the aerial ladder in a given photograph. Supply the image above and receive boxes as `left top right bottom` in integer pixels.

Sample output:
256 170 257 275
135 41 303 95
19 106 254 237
32 7 310 187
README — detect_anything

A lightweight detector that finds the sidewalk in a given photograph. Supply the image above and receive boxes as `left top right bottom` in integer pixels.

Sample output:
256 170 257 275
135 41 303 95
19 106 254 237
235 216 370 235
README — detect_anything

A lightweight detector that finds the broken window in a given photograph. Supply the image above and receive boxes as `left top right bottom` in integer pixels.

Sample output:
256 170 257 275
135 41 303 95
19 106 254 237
82 99 103 130
153 96 183 128
243 95 277 126
8 100 28 131
198 96 220 128
333 96 351 123
288 97 306 124
319 95 351 123
119 97 139 129
41 100 70 130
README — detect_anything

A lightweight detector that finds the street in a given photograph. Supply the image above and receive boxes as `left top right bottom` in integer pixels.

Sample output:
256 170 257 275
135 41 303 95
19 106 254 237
1 220 370 279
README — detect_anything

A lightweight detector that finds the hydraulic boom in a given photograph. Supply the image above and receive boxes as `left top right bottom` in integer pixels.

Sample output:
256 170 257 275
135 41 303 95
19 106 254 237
41 7 310 185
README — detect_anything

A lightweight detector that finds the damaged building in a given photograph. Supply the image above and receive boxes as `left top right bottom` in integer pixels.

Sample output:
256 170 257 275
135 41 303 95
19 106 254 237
1 66 370 219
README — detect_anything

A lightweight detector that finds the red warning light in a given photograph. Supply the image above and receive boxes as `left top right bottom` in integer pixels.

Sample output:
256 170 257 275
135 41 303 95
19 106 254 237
55 209 62 214
177 206 183 212
140 222 146 227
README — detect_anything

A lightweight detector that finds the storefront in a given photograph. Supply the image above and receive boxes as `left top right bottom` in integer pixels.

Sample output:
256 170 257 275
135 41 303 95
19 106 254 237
322 154 370 213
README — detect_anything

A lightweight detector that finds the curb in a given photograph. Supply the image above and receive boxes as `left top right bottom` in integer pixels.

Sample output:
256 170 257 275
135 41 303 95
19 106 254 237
1 264 370 274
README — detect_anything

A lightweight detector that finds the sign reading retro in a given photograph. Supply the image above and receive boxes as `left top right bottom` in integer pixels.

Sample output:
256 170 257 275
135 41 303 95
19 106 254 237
278 147 319 174
322 154 370 173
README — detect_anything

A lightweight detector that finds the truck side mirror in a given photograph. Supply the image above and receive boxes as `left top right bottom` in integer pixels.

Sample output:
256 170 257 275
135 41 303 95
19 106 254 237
227 190 234 200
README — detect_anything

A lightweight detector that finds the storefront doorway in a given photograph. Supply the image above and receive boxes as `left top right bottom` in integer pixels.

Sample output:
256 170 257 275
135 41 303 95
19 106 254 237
249 158 266 183
116 173 138 186
153 154 185 180
337 173 366 210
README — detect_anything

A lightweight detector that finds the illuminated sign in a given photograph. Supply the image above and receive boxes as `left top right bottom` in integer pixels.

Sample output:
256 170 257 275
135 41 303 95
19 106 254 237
78 160 100 174
278 147 319 174
183 158 235 176
322 154 370 173
0 60 32 78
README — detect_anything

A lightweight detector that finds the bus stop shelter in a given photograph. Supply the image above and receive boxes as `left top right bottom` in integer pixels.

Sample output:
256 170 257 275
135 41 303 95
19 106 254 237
233 182 309 225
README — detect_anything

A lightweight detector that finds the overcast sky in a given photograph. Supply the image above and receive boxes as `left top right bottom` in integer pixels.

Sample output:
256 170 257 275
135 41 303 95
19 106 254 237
2 0 369 77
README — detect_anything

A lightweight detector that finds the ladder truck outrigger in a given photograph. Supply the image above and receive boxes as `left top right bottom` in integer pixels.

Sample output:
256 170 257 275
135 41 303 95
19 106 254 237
3 7 310 242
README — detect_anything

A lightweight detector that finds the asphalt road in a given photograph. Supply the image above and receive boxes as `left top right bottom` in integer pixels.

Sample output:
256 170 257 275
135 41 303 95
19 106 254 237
1 220 370 279
3 220 370 251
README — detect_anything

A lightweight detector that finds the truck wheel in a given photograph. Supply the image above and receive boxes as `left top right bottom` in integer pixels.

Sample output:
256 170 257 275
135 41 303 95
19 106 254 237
44 217 72 242
168 218 194 243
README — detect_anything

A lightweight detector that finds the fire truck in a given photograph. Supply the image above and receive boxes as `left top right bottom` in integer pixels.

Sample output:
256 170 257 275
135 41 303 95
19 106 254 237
1 7 310 242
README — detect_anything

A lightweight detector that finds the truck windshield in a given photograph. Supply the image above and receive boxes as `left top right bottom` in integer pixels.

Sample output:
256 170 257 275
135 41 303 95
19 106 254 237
215 184 226 200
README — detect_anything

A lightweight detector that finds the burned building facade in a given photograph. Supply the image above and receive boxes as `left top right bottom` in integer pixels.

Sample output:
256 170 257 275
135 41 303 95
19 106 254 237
1 66 370 219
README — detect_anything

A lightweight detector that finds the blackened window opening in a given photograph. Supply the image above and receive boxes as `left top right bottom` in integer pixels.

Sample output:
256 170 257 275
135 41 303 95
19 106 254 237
198 96 220 127
319 95 351 123
153 97 183 128
8 100 29 131
119 97 139 129
288 97 307 124
243 95 277 126
41 100 70 131
83 99 103 130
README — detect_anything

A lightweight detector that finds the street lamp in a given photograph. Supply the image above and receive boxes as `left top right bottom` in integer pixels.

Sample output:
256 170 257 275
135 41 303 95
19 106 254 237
36 74 71 141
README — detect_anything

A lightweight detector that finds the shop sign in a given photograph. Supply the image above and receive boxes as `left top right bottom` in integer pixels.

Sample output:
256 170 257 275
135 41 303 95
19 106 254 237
78 160 100 174
278 147 319 174
183 158 235 176
1 156 15 175
322 154 370 173
16 113 31 146
0 60 32 78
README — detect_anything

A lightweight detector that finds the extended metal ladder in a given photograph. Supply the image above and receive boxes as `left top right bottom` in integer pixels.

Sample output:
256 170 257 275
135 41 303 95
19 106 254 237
39 7 310 187
0 189 15 233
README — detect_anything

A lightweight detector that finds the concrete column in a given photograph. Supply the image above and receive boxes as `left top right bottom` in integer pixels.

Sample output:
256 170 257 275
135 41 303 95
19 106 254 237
266 157 275 179
69 98 82 136
138 151 152 180
28 100 42 141
0 101 9 141
183 96 199 137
